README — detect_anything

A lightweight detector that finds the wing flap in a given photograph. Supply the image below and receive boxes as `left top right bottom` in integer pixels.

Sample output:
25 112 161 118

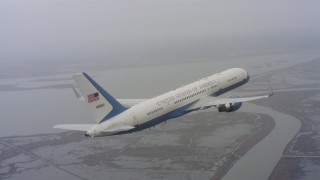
53 124 94 131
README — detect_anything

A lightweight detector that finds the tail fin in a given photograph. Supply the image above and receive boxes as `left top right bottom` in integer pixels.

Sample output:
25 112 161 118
73 73 126 123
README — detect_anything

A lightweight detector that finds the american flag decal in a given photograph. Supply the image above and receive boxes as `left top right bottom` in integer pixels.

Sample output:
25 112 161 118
87 92 99 103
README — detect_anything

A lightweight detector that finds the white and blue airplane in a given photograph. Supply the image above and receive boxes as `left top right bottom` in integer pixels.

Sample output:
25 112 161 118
54 68 272 137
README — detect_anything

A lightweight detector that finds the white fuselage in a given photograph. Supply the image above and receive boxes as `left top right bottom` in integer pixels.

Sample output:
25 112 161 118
87 68 249 136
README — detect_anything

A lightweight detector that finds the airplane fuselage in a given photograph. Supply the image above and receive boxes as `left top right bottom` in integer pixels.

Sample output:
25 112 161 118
86 68 249 137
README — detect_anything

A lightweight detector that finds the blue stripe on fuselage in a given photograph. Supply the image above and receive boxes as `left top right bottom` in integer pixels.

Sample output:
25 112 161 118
114 102 196 135
115 76 250 136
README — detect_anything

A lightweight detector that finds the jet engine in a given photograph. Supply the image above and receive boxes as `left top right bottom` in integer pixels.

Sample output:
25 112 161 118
218 95 242 112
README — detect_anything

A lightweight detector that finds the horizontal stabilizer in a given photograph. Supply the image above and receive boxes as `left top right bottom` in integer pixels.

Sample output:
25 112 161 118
102 125 135 133
53 124 94 131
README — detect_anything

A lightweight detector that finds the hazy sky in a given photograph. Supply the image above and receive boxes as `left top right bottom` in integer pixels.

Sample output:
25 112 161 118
1 0 320 63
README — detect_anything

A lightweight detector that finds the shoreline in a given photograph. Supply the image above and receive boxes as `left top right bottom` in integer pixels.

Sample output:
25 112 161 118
212 116 275 179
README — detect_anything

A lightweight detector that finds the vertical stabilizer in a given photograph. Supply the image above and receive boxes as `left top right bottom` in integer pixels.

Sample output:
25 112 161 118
73 73 126 123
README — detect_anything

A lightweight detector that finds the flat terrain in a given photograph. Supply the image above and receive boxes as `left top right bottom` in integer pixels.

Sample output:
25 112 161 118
248 58 320 180
0 112 271 180
1 52 320 179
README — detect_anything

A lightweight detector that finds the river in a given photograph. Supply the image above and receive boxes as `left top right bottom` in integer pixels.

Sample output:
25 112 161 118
222 103 301 180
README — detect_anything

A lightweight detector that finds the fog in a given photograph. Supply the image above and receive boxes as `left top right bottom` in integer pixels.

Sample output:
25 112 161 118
1 1 320 179
1 0 320 67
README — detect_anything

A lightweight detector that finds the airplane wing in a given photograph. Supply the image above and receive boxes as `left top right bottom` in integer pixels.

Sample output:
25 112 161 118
53 124 135 134
187 82 273 111
208 94 270 105
186 94 271 111
186 83 273 111
53 124 94 131
117 99 148 108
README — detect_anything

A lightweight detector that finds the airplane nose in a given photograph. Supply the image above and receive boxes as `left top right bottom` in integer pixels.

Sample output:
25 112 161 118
242 69 250 82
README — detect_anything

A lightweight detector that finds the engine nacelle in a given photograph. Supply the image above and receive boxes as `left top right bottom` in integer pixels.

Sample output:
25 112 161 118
218 103 231 112
218 95 243 112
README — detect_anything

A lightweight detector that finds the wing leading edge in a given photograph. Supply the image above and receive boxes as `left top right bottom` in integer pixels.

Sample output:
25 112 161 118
187 94 271 111
53 124 95 131
53 124 135 133
186 83 273 112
